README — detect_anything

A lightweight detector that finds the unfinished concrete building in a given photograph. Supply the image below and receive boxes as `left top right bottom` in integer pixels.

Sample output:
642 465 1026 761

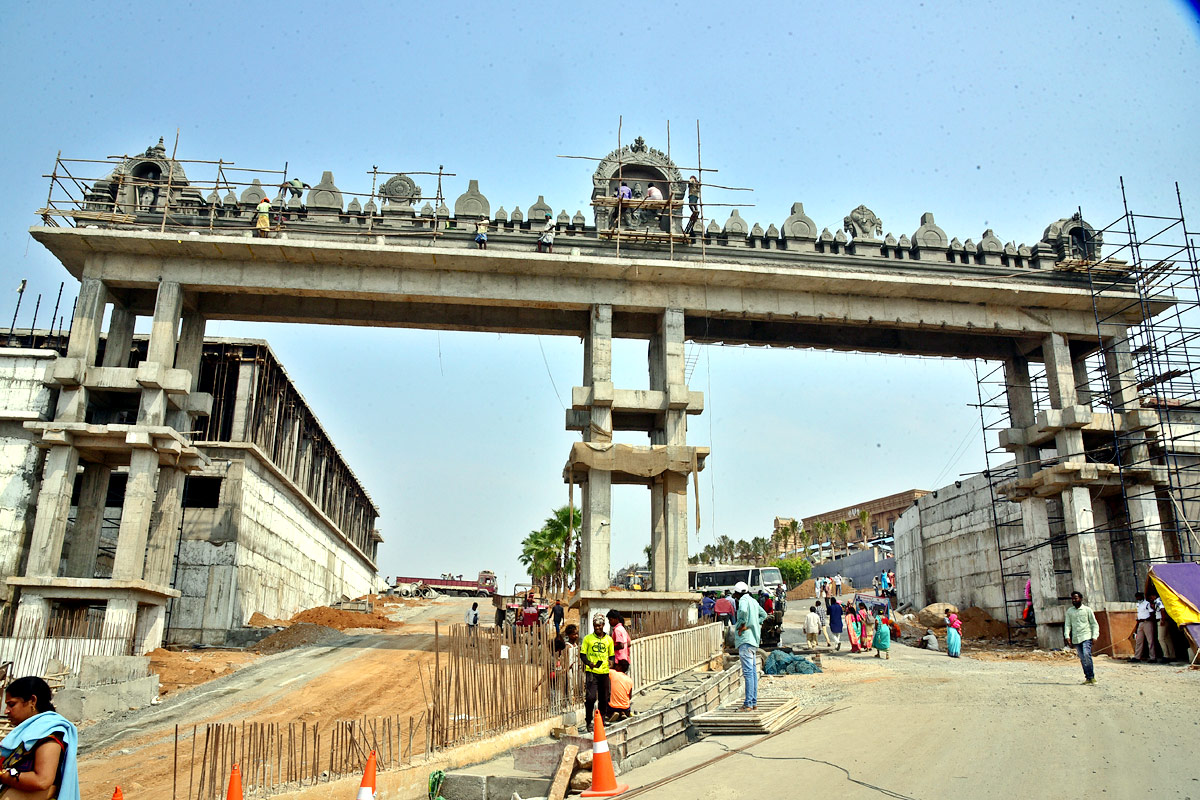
1 332 380 652
17 136 1196 655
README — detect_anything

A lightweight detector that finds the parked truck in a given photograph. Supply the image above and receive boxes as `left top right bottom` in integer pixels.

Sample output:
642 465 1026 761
390 570 497 598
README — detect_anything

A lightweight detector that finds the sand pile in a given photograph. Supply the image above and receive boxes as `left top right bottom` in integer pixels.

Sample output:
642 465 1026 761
789 579 817 600
254 623 345 654
290 606 403 630
958 606 1009 639
148 647 260 696
247 612 291 628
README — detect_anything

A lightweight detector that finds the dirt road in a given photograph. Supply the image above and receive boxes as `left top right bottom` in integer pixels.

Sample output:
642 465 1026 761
77 597 479 798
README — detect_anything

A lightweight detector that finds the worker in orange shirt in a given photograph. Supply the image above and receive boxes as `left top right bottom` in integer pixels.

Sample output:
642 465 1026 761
607 661 634 722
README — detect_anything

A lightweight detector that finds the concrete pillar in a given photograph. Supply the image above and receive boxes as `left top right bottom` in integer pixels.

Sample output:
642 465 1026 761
133 605 166 655
1090 497 1121 603
1005 357 1063 649
1103 329 1166 579
16 444 81 635
103 596 138 641
101 305 136 368
23 446 80 578
664 472 689 591
648 308 689 591
650 477 666 591
111 449 159 582
64 462 111 578
230 360 259 442
144 468 184 586
1042 333 1106 605
137 281 183 429
145 310 205 589
55 277 108 423
580 305 612 592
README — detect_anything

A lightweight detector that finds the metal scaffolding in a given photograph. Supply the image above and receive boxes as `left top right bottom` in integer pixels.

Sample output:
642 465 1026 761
974 182 1200 640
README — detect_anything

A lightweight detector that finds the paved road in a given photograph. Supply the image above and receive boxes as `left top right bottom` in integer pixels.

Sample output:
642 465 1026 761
618 630 1200 799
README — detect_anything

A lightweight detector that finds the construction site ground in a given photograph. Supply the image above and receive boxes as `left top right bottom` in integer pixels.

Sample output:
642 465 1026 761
78 595 1198 799
77 595 494 798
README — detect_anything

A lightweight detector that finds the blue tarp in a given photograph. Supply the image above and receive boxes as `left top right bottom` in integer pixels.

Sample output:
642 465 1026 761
764 650 823 675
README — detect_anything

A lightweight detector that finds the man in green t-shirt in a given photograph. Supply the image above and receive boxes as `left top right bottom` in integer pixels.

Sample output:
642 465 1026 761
579 613 614 732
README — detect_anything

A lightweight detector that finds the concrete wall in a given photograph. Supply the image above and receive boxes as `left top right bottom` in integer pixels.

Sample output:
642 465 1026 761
0 350 55 602
893 472 1022 620
168 445 376 644
812 548 894 590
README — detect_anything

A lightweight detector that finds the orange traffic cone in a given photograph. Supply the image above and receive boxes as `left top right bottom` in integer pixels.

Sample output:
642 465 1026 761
226 763 243 800
112 788 124 800
356 750 377 799
581 710 629 797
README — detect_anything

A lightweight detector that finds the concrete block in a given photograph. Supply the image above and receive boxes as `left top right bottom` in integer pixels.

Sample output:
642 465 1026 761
73 655 150 687
591 381 614 405
513 741 569 774
441 773 487 800
486 776 551 800
1063 405 1092 427
55 674 159 724
49 357 85 386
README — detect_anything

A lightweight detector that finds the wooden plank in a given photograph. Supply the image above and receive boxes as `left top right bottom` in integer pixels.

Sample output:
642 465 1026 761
546 743 579 800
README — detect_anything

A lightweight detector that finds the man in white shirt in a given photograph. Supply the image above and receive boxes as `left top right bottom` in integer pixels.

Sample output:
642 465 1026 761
645 183 663 201
1131 591 1158 663
537 213 555 253
804 606 821 649
465 601 480 638
1151 589 1174 660
834 574 843 595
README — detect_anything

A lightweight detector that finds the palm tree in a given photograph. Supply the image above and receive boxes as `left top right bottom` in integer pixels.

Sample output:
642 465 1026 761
797 523 810 560
858 508 870 547
643 543 653 569
716 535 735 563
735 539 752 563
785 518 801 558
518 506 580 596
836 520 851 560
750 536 770 566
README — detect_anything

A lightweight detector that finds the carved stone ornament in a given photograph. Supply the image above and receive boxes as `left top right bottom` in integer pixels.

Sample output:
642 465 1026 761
631 136 648 153
843 204 883 241
379 174 421 205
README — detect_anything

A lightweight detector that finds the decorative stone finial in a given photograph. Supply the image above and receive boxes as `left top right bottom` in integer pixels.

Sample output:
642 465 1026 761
723 209 749 235
781 202 817 240
529 196 552 219
495 207 508 222
307 171 343 212
912 212 948 249
843 204 883 241
239 179 268 206
453 179 490 218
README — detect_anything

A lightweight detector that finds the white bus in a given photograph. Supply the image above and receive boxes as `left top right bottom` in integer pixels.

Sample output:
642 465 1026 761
688 564 785 596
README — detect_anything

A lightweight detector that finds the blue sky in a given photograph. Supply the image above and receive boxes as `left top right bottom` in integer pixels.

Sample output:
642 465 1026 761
2 1 1197 590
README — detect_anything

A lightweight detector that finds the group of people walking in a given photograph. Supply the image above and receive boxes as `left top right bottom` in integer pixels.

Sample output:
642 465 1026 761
803 600 893 658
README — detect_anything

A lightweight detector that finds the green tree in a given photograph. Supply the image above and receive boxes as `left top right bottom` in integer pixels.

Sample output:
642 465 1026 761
772 556 812 587
750 536 771 566
858 508 870 546
517 506 580 596
836 519 851 559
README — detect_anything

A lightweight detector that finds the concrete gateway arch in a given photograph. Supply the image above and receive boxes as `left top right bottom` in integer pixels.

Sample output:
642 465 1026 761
19 138 1164 649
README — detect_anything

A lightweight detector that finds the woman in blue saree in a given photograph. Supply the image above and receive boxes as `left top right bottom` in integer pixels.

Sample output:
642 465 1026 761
0 676 80 800
945 612 963 658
